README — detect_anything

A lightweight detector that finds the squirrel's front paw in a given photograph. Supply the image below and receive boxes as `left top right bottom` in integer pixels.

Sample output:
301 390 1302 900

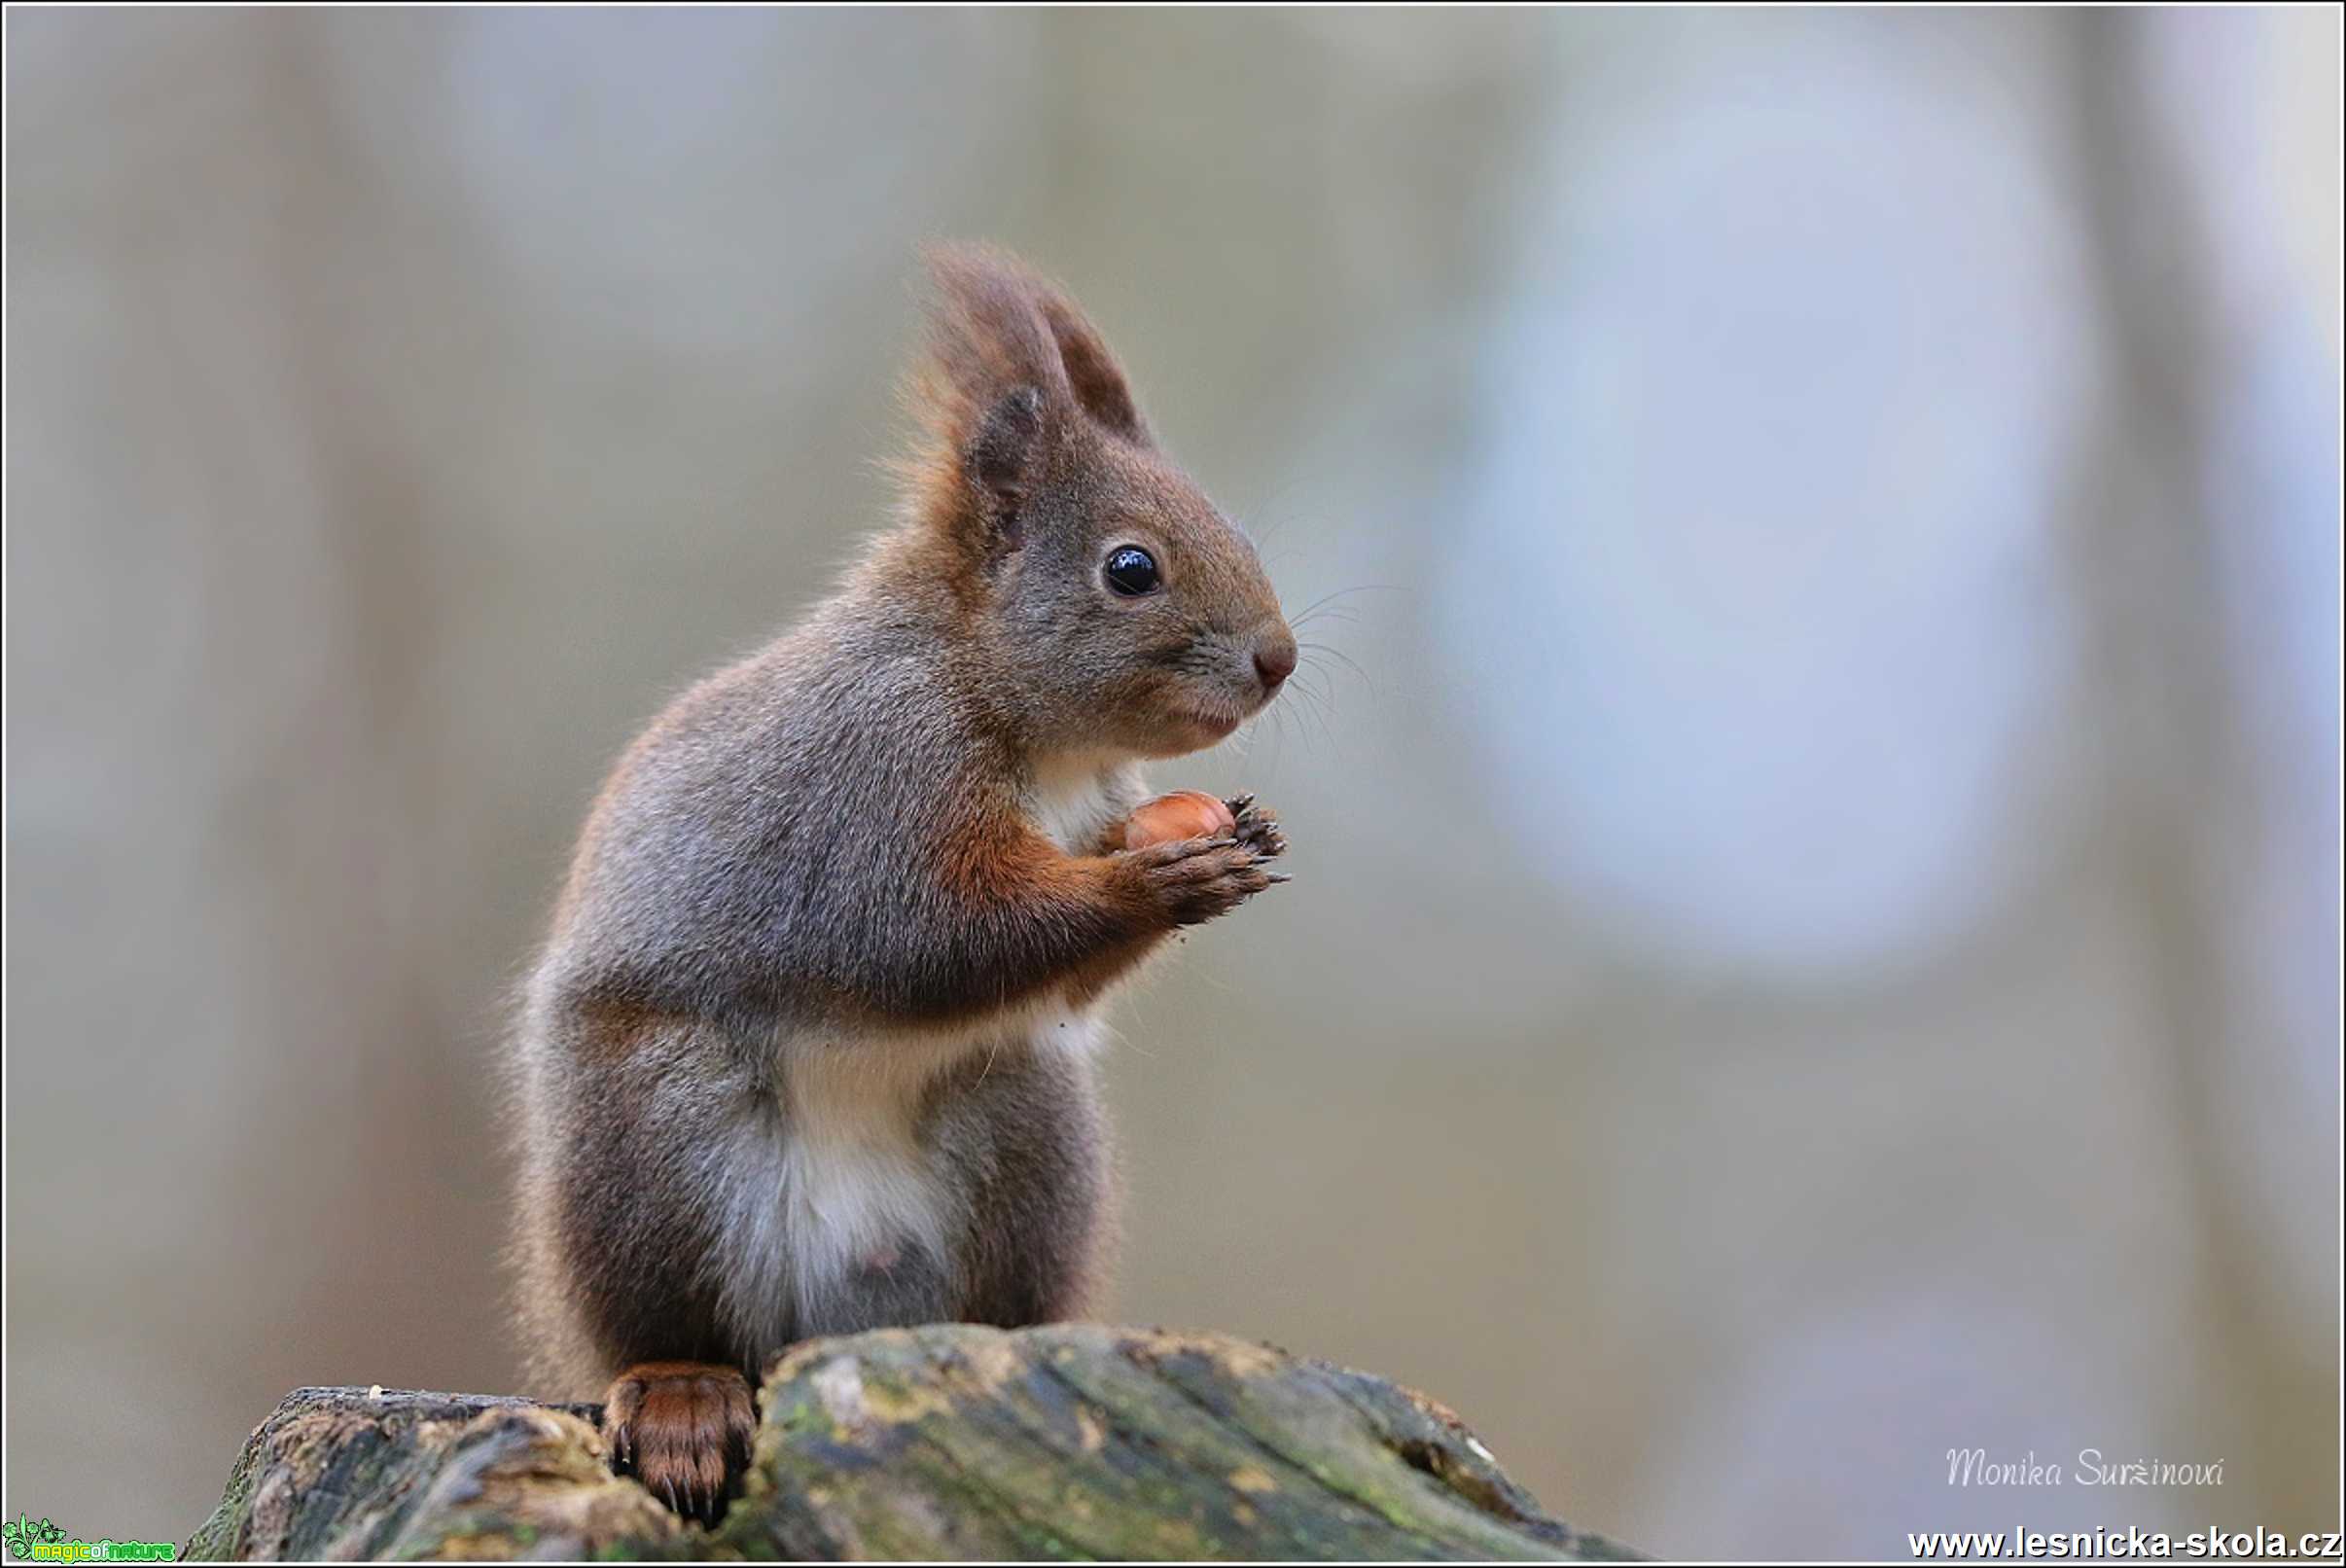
1122 833 1287 927
602 1361 756 1526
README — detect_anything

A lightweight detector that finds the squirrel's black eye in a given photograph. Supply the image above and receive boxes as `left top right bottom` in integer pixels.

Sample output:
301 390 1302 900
1103 546 1160 596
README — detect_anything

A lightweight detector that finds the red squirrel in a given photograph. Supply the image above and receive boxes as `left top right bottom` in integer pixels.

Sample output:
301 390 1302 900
509 244 1296 1518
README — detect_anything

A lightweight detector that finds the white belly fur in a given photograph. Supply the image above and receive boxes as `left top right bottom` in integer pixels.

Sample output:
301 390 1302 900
702 756 1138 1357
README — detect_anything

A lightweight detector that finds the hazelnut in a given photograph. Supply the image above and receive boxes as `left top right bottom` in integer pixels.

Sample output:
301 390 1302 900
1120 790 1237 850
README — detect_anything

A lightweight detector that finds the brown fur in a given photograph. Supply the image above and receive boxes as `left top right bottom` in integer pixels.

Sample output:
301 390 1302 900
508 243 1294 1519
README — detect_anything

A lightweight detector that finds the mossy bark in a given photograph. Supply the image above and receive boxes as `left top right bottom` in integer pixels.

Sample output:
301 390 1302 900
188 1324 1636 1562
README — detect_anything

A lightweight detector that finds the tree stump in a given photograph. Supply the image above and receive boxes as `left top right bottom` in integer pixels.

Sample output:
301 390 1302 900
187 1323 1636 1561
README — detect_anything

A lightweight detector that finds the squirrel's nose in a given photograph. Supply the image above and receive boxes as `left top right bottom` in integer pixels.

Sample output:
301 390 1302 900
1253 632 1298 693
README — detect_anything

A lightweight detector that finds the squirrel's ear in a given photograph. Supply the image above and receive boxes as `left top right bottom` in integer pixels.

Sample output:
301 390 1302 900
963 385 1046 545
901 244 1155 554
1033 287 1150 445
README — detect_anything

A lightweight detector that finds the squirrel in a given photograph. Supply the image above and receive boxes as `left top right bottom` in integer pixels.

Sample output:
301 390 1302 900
509 243 1297 1520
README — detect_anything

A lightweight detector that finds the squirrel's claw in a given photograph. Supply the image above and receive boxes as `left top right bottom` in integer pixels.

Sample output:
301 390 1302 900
1226 795 1286 860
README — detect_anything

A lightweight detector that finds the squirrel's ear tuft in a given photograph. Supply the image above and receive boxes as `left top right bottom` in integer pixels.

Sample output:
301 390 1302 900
900 243 1152 555
920 243 1069 415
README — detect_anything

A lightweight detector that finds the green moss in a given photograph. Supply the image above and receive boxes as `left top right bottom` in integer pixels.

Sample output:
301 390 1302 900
191 1328 1638 1562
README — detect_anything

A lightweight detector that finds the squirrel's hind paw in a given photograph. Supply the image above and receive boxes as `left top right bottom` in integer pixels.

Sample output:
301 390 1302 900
601 1361 756 1527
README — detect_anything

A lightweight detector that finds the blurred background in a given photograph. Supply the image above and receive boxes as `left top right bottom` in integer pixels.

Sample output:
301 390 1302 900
5 7 2339 1557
